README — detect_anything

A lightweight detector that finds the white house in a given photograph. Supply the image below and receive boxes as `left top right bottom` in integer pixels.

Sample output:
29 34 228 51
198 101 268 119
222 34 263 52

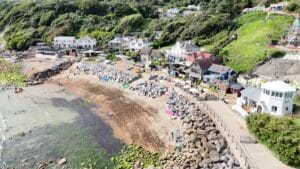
268 2 288 12
166 40 201 63
129 38 152 51
108 36 135 51
53 36 96 49
167 8 180 17
76 36 96 49
235 81 296 116
53 36 76 48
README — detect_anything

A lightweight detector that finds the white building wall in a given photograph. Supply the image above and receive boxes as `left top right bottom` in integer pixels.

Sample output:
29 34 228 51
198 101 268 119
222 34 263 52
76 39 96 49
259 88 295 115
53 36 96 49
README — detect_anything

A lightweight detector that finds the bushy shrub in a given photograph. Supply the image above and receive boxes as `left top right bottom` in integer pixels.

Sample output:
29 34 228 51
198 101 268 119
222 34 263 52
246 114 300 166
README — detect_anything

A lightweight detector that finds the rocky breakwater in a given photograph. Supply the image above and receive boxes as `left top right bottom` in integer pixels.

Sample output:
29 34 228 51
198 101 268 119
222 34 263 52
29 59 72 85
130 82 168 98
78 62 139 84
161 91 240 169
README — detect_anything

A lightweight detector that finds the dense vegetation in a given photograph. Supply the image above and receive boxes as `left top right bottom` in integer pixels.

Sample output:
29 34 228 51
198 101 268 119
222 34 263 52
112 145 161 169
286 0 300 13
0 0 268 51
222 12 294 72
246 114 300 166
0 58 27 86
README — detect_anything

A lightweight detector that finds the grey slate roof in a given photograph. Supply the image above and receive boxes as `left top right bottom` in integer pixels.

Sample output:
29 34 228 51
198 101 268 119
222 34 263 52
208 64 231 74
192 58 214 70
140 47 161 59
178 41 200 51
241 87 261 102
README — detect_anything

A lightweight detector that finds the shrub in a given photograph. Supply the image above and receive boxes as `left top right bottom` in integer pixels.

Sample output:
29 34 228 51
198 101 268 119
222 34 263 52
270 50 286 58
246 114 300 166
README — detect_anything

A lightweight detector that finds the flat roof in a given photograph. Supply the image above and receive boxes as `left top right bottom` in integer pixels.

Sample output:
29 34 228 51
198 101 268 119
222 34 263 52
261 81 296 92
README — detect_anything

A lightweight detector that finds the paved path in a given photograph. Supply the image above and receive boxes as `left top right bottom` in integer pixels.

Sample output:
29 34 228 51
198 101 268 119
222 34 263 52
204 101 293 169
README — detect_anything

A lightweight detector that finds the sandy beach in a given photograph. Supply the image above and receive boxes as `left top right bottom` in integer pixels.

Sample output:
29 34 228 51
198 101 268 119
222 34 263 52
48 61 181 152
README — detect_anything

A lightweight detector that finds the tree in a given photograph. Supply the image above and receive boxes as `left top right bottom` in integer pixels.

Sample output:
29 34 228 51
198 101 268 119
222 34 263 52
76 0 107 16
247 114 300 166
6 29 34 51
117 14 144 34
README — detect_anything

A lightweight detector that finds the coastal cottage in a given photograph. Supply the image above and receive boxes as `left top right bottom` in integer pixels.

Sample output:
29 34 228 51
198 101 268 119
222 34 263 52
203 64 236 82
140 47 161 67
75 36 96 49
53 36 96 49
167 40 201 63
108 36 135 51
234 81 296 116
268 2 288 12
53 36 76 48
186 52 213 66
188 58 217 82
129 38 152 51
217 81 244 95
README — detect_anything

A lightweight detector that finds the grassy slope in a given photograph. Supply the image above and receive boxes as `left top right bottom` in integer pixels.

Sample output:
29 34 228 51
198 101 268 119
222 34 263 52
0 58 27 86
222 12 294 73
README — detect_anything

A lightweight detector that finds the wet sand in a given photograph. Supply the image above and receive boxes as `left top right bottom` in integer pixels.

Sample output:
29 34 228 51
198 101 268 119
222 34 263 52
48 62 181 152
0 84 123 168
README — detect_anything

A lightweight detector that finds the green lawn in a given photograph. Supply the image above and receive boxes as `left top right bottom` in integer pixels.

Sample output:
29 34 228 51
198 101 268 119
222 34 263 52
0 58 27 86
222 12 294 73
294 118 300 126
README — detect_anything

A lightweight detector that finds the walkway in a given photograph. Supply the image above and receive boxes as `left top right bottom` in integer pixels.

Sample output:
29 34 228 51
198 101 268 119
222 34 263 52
204 101 293 169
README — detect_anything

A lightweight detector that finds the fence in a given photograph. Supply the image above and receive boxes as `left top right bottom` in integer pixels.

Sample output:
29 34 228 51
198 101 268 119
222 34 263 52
198 101 258 169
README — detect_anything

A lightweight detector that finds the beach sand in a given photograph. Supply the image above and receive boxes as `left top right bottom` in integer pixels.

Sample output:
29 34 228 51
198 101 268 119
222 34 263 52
48 62 181 152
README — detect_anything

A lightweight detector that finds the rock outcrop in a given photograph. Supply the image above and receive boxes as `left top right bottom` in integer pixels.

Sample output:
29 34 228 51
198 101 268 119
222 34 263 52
29 59 72 85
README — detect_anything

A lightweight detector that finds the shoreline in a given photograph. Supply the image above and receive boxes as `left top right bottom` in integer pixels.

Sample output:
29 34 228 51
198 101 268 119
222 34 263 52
0 84 123 168
47 69 179 152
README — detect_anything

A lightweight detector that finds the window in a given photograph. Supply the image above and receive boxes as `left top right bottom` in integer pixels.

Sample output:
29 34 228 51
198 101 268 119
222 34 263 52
271 106 277 112
286 107 289 111
279 93 283 98
271 92 275 96
275 92 279 97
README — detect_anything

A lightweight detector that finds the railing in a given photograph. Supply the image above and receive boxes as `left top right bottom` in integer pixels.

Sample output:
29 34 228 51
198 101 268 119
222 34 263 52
198 101 258 169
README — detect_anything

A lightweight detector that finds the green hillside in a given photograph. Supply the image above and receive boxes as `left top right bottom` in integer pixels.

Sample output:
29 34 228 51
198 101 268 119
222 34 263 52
0 0 260 51
222 12 294 73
